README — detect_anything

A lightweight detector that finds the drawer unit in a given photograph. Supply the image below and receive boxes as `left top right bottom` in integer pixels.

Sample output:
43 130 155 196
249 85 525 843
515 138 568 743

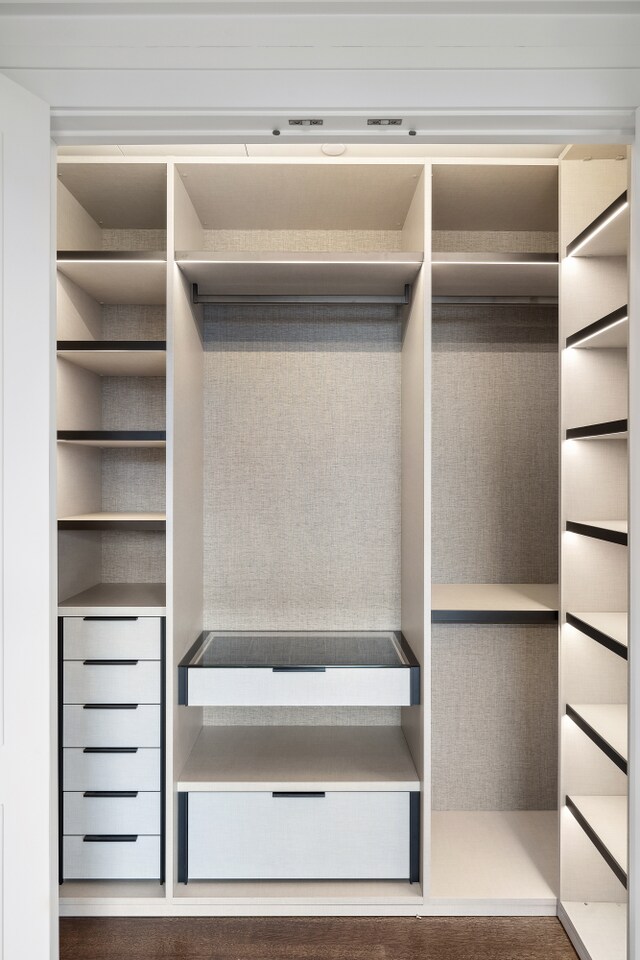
64 791 161 835
63 616 162 660
179 790 419 881
63 747 161 792
63 660 161 705
63 835 161 881
179 631 419 707
63 704 161 748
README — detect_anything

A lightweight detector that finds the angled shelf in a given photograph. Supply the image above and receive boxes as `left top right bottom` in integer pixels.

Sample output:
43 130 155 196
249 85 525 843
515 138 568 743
431 583 559 624
431 252 558 299
565 519 627 546
57 341 167 377
566 703 627 774
560 902 627 960
58 512 166 531
566 795 627 888
566 612 628 660
57 252 166 305
176 251 423 300
177 725 420 793
566 192 629 258
565 420 627 441
57 430 166 448
58 582 167 616
565 306 628 349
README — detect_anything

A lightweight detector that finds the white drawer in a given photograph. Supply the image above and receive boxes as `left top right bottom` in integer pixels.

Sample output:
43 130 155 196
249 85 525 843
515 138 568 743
63 617 161 660
183 667 414 707
184 791 412 880
63 748 161 792
63 660 161 704
63 791 161 835
63 834 160 880
63 705 161 747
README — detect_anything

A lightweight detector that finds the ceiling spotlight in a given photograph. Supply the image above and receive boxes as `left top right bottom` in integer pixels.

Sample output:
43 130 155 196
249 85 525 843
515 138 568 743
321 144 346 156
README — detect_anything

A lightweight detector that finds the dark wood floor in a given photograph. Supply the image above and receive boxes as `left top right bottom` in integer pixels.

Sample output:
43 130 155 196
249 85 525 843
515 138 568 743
60 917 578 959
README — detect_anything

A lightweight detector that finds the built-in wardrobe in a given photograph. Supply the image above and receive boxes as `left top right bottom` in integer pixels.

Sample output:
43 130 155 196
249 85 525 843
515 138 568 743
54 149 631 960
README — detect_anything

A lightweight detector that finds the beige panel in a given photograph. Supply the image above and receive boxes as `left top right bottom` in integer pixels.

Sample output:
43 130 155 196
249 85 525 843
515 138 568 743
562 714 628 797
201 229 402 253
563 439 627 521
101 448 166 512
57 272 102 341
176 163 423 231
562 626 628 705
101 228 167 252
563 349 628 429
57 442 101 518
432 165 558 232
559 159 628 251
101 531 166 584
101 304 166 341
58 530 102 603
174 169 205 250
57 357 101 431
432 304 558 584
57 179 102 250
562 535 627 612
400 166 426 252
561 257 628 339
432 230 557 254
57 162 167 229
432 624 557 810
561 808 627 903
202 309 401 632
101 376 166 431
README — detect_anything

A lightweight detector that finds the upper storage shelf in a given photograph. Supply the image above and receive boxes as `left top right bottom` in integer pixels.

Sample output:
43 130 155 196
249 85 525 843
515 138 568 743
57 254 166 305
566 191 629 258
432 252 558 298
431 583 558 624
57 341 167 377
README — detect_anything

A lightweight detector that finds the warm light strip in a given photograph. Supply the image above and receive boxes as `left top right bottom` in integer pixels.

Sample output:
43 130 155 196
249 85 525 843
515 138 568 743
567 316 627 348
568 201 629 257
432 260 556 266
58 259 166 265
177 260 421 266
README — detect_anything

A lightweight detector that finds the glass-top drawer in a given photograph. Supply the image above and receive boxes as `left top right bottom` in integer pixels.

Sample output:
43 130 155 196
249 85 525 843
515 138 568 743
178 631 419 707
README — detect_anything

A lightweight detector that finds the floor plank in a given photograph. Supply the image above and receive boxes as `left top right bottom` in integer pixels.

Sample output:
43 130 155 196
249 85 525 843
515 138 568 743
60 917 578 960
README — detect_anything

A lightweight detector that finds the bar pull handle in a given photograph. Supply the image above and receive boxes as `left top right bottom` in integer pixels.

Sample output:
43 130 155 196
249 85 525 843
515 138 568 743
83 660 139 666
83 835 138 842
82 617 139 622
83 791 139 798
82 747 138 754
272 792 326 798
83 703 139 710
272 667 326 673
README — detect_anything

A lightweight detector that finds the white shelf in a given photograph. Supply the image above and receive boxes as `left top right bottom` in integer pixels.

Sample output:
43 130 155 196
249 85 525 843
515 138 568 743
58 582 166 615
171 879 422 905
560 901 627 960
566 193 629 258
567 612 628 658
432 253 558 298
567 703 628 769
58 437 166 449
565 306 628 350
57 346 166 377
59 880 166 902
177 726 420 792
566 519 627 545
58 511 166 530
430 811 557 904
57 259 166 304
176 251 423 297
566 795 627 881
431 583 558 623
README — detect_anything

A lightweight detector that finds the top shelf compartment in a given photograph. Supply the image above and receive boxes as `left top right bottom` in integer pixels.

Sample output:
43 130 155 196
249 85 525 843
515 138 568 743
57 162 167 252
566 191 629 259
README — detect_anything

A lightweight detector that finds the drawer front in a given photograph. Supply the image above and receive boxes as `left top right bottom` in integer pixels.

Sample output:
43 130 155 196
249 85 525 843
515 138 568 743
63 661 161 705
186 791 410 880
63 748 161 792
63 705 161 747
185 667 412 707
63 791 161 835
63 834 160 880
63 617 161 661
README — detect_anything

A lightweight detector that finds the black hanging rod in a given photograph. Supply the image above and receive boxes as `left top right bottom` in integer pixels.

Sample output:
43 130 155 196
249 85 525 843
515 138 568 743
191 283 412 306
433 295 559 305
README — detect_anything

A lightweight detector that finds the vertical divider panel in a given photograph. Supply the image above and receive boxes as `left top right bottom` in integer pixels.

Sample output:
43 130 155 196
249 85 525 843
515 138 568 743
169 166 205 893
400 164 430 892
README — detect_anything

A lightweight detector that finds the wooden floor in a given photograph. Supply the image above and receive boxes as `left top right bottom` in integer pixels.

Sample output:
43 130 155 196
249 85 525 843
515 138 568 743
60 917 578 959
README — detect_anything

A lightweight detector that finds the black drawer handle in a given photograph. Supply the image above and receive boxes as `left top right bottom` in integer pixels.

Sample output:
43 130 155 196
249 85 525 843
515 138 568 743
82 747 139 754
82 617 139 622
83 835 138 842
83 704 139 710
83 791 139 798
82 659 139 666
272 792 326 798
272 667 326 673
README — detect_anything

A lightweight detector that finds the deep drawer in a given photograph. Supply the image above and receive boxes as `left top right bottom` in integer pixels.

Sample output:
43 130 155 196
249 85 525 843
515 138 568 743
63 616 162 660
182 791 416 881
63 661 161 705
63 791 161 835
63 748 161 792
63 704 161 747
63 834 160 881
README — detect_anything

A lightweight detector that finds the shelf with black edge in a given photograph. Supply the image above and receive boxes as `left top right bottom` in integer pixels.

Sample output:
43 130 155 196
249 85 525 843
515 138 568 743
58 582 167 615
566 612 628 660
565 795 627 888
565 420 627 441
176 251 423 302
565 520 627 546
57 430 166 449
566 191 629 259
431 251 558 299
431 583 558 624
565 703 627 774
565 305 628 350
58 512 166 531
57 251 167 305
57 341 167 377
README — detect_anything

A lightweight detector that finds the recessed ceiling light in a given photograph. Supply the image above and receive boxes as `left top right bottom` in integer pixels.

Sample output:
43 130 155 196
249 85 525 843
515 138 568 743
321 144 346 156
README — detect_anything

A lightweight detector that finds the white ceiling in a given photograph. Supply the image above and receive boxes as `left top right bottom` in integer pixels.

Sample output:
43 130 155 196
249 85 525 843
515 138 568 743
58 144 567 159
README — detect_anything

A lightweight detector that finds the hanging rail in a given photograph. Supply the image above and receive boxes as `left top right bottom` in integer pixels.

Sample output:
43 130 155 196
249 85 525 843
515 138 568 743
191 283 412 306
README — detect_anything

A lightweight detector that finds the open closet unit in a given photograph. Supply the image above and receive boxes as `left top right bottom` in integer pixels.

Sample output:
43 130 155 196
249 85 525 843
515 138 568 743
54 147 631 960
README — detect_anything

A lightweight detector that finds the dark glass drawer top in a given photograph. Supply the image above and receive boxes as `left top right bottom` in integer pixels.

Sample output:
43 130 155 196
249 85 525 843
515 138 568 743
185 631 412 668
